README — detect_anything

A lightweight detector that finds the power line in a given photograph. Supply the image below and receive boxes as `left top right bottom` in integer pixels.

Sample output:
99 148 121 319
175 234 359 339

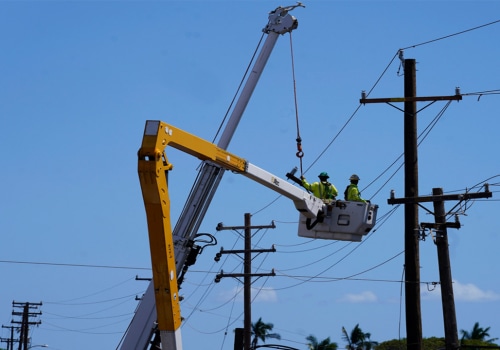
401 19 500 50
0 259 149 271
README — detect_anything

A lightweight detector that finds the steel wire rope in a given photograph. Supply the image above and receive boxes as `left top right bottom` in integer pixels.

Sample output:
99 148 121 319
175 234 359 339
251 32 305 218
288 31 305 175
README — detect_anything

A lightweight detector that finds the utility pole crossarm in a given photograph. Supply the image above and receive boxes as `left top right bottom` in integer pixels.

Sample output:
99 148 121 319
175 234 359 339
420 222 461 230
388 187 492 205
216 270 276 279
216 222 276 231
216 247 277 255
360 94 462 104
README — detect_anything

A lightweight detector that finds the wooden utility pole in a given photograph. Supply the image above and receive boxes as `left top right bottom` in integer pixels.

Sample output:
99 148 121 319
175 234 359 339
1 325 16 350
390 186 492 350
360 55 462 350
215 214 276 350
403 58 422 350
429 188 459 350
11 302 42 350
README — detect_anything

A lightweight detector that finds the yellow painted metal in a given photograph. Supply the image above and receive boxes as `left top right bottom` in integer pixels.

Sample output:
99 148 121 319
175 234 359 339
137 120 247 333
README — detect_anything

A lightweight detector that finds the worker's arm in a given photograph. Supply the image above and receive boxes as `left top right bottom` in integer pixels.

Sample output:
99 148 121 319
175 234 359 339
330 184 339 198
301 176 312 191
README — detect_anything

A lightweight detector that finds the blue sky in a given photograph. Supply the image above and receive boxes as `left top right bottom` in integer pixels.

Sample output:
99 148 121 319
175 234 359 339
1 1 499 350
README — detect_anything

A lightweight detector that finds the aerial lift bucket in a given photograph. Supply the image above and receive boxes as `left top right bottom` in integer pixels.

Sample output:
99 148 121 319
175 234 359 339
297 201 378 242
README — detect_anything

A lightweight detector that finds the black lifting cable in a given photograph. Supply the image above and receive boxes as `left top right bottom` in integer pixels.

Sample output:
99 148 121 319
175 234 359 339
289 31 304 175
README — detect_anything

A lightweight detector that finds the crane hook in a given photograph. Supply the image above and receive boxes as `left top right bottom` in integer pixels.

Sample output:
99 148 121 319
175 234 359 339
296 136 304 158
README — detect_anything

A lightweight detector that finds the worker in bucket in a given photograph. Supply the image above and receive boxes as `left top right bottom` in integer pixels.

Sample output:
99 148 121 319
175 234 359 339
344 174 367 202
301 172 338 202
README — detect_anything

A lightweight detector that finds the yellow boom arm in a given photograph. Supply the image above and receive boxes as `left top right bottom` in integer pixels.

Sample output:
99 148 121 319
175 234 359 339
137 121 250 347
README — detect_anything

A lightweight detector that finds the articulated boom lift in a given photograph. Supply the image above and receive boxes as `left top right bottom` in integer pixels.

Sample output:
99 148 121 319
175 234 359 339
121 4 377 350
137 120 378 349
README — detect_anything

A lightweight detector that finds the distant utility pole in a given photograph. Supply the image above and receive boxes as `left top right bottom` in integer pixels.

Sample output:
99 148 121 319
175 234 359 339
11 302 42 350
360 56 462 350
214 213 276 350
1 325 16 350
389 186 492 350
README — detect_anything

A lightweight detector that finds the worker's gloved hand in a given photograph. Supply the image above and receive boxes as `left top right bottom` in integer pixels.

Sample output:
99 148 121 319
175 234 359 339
300 175 305 180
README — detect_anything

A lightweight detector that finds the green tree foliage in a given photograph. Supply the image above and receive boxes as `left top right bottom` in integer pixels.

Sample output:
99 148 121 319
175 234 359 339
460 322 499 344
375 337 445 350
342 324 378 350
306 334 338 350
461 339 500 350
251 317 281 349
